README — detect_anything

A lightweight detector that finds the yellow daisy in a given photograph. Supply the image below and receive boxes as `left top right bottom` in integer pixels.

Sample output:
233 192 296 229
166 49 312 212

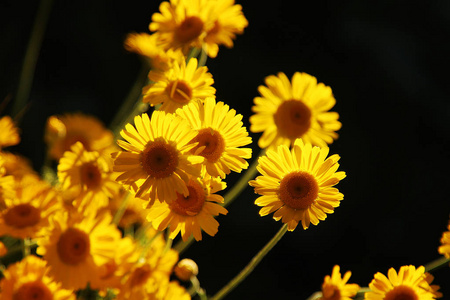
146 173 228 241
149 0 212 54
0 255 75 300
0 115 20 149
0 151 39 181
124 32 185 71
36 210 122 290
176 97 252 178
321 265 359 300
152 280 191 300
248 138 345 230
204 0 248 58
44 113 115 160
142 57 215 113
112 111 204 207
438 220 450 259
0 176 62 239
57 142 121 211
249 72 341 149
364 265 441 300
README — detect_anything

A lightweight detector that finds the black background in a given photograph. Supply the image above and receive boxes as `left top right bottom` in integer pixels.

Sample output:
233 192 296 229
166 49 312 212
1 1 450 299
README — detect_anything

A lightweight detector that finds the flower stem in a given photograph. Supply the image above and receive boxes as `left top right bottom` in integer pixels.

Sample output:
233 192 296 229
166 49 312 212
11 0 54 118
173 235 195 255
223 148 265 208
424 256 450 273
211 223 288 300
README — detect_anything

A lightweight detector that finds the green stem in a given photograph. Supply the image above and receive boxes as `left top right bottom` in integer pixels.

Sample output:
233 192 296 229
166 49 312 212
112 192 131 225
11 0 54 118
223 148 264 208
424 256 450 273
211 224 288 300
173 236 194 255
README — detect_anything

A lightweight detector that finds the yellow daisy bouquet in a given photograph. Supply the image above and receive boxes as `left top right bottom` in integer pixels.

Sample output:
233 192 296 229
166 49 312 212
1 0 449 299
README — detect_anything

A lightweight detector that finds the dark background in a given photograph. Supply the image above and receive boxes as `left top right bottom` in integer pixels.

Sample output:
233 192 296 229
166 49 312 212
1 0 450 299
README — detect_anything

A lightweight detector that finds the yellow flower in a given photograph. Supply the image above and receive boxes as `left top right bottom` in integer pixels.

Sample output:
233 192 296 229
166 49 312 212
36 210 122 290
174 258 199 281
112 111 204 207
0 255 76 300
438 220 450 259
249 138 345 230
57 142 121 211
176 97 252 178
146 173 228 241
149 0 211 54
364 265 442 300
153 280 191 300
0 115 20 149
0 176 62 239
249 72 341 149
124 32 184 71
0 151 39 181
321 265 359 300
204 0 248 58
44 113 115 160
142 57 215 113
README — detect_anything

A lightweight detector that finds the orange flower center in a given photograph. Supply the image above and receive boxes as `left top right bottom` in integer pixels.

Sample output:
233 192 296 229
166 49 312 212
141 139 179 178
170 179 205 216
278 171 318 210
384 286 418 300
13 280 52 300
274 99 312 140
322 283 341 300
175 16 204 44
166 80 193 104
4 204 41 229
57 227 90 265
129 265 151 287
190 128 225 162
80 162 102 189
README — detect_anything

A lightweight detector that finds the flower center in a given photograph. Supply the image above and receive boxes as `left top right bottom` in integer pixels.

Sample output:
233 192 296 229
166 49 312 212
140 139 179 178
278 171 319 210
166 80 193 104
4 204 41 229
13 280 53 300
129 265 151 287
322 283 341 300
384 286 419 300
170 179 205 216
273 99 312 139
175 16 204 44
80 162 102 189
57 227 90 265
190 128 225 162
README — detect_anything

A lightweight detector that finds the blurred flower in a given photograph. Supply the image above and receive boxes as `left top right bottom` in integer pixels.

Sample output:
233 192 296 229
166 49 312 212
176 97 252 178
249 138 345 230
174 258 199 281
438 219 450 260
0 241 7 256
250 72 341 149
364 265 441 300
321 265 359 300
112 111 204 207
0 116 20 150
142 58 215 113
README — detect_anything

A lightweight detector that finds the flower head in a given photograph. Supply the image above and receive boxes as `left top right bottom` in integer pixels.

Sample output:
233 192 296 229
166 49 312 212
145 173 228 241
142 57 215 113
321 265 359 300
0 255 76 300
176 97 252 178
250 72 341 149
249 138 345 230
0 115 20 149
112 111 204 207
364 265 442 300
438 219 450 260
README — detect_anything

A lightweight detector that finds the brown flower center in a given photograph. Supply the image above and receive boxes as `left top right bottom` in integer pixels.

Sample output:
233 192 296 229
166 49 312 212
57 227 90 265
384 286 419 300
129 265 151 287
170 179 205 216
166 80 193 104
273 99 312 139
141 139 179 178
190 128 225 162
80 162 102 189
175 16 204 44
278 171 319 210
322 283 341 300
4 204 41 229
13 280 52 300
